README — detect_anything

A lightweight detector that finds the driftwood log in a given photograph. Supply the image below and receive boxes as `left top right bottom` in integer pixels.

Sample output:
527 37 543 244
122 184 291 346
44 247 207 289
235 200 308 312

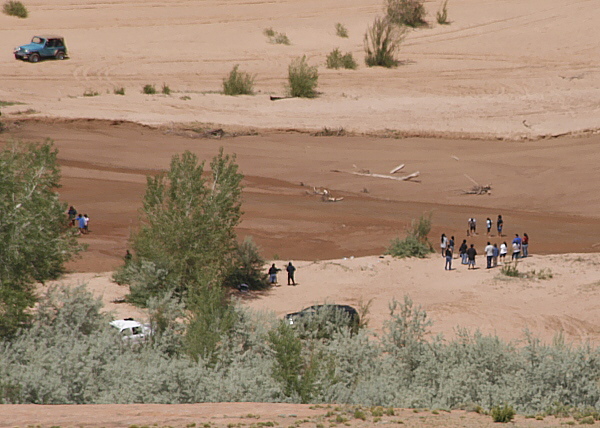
332 169 420 182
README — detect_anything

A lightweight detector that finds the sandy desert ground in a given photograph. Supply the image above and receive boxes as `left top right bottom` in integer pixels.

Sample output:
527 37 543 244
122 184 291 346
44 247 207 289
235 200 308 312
2 0 600 425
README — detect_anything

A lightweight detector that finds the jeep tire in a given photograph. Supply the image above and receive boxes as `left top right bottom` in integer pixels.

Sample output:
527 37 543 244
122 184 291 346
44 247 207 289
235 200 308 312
56 51 65 60
29 53 40 63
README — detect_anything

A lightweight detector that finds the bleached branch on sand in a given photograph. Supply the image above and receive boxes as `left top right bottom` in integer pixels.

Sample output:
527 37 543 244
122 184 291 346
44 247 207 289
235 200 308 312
332 169 420 182
390 163 405 174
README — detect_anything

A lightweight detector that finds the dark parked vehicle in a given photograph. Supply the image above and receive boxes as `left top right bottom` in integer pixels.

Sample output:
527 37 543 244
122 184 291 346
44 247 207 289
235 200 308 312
14 35 68 62
285 304 360 335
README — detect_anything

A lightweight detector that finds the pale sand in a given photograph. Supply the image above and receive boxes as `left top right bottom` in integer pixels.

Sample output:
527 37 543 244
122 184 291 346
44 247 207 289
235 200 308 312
1 0 599 138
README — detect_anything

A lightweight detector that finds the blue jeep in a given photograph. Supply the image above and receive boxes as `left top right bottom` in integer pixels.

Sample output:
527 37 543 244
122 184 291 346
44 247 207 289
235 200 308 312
14 35 68 62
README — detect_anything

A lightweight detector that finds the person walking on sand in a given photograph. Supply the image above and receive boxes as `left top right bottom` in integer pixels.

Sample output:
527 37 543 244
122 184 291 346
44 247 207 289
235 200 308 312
486 218 492 236
444 247 453 270
268 263 280 285
493 243 499 267
459 239 468 264
440 233 448 256
77 214 86 234
522 233 529 258
485 241 494 269
466 244 477 269
68 206 77 226
286 262 296 285
512 240 521 260
497 214 504 236
500 241 508 262
468 217 477 236
83 214 90 233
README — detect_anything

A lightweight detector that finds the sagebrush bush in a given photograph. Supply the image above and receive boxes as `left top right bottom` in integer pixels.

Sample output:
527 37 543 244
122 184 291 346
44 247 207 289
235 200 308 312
386 0 427 28
501 263 520 277
224 237 267 289
436 0 449 25
326 48 358 70
113 87 125 95
263 28 290 45
287 55 319 98
491 404 516 423
335 22 349 38
364 16 406 68
142 84 156 94
387 215 434 258
161 83 171 95
3 0 28 18
222 65 255 96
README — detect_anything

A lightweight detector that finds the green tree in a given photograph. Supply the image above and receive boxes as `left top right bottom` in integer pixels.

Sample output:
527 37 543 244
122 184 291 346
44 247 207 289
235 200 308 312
122 148 243 302
0 140 82 338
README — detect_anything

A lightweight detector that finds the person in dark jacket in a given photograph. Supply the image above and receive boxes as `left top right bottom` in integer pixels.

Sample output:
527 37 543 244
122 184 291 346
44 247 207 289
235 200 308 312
286 262 296 285
459 239 468 264
268 264 280 285
466 244 477 270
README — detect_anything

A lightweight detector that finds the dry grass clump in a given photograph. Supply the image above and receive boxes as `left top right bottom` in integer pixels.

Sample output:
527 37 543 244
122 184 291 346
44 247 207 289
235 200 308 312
385 0 427 28
263 27 290 45
436 0 450 24
335 22 349 38
364 16 406 68
3 0 28 18
326 48 358 70
287 55 318 98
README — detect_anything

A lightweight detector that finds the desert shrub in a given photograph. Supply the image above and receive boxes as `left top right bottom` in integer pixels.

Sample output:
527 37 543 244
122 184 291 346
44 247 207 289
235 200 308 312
113 87 125 95
385 0 427 28
222 65 255 96
287 55 319 98
142 84 156 94
161 83 171 95
263 28 290 45
335 22 349 38
2 0 27 18
224 236 268 290
364 16 406 68
386 215 434 258
491 404 516 423
83 89 99 97
501 263 520 277
436 0 449 25
326 48 358 70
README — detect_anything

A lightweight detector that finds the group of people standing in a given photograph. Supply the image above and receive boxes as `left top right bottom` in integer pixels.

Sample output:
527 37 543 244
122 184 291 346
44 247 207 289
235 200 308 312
441 215 529 271
67 206 90 234
269 262 297 286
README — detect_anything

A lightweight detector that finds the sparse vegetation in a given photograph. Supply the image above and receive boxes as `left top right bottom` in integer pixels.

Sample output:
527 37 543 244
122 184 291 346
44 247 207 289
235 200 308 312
313 126 347 137
500 263 520 277
180 95 191 100
161 83 171 95
335 22 349 38
385 0 427 28
223 64 256 96
287 55 319 98
2 0 28 18
113 87 125 95
364 16 406 68
387 214 434 258
83 89 100 97
142 84 156 95
491 404 516 423
436 0 449 25
0 101 24 107
326 48 358 70
264 28 290 45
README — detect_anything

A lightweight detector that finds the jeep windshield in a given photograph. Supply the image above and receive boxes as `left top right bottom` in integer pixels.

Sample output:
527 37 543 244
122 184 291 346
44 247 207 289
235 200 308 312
31 37 44 44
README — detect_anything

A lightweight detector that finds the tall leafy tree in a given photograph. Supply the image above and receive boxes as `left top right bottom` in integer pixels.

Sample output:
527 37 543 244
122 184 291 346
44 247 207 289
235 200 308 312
0 140 82 338
127 148 243 301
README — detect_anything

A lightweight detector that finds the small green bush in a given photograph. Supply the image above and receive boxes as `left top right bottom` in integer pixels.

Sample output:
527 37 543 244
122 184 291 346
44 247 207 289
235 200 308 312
354 408 367 420
364 16 406 68
222 64 255 96
3 0 28 18
264 28 290 45
113 87 125 95
161 83 171 95
287 55 318 98
83 89 99 97
386 0 427 28
142 84 156 94
335 23 349 38
491 404 516 423
501 263 520 277
387 215 434 258
326 48 358 70
436 0 449 25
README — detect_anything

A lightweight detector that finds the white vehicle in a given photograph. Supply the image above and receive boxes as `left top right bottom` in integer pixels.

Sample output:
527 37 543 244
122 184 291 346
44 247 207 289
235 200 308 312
110 318 152 343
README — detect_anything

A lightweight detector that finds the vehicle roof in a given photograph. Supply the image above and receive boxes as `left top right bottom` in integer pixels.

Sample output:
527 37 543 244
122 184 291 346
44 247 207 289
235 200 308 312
34 35 64 39
110 319 143 330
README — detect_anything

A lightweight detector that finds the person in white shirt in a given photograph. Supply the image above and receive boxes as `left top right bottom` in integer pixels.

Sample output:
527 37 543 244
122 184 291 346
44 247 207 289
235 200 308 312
512 241 521 260
499 242 508 262
485 242 494 268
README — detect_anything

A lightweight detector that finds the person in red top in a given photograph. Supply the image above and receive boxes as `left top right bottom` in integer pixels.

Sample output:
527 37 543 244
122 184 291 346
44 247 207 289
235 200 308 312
522 233 529 258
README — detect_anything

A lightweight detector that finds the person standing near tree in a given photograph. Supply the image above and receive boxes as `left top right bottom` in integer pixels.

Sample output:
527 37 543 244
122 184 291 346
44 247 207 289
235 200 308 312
77 213 86 234
268 263 281 285
286 262 296 285
83 213 90 233
68 206 77 226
